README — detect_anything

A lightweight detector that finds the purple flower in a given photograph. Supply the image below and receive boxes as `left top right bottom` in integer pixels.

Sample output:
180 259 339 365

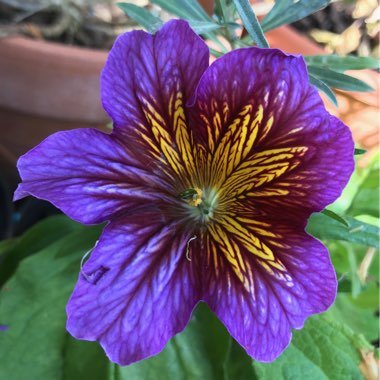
14 20 354 365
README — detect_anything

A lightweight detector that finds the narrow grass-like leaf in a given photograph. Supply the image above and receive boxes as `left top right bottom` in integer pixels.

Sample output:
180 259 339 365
188 20 221 34
233 0 269 48
118 3 163 32
261 0 331 32
209 47 224 57
151 0 212 22
305 54 380 72
322 209 349 227
215 0 239 45
121 0 225 51
215 0 229 22
308 65 374 92
354 148 367 155
309 73 338 106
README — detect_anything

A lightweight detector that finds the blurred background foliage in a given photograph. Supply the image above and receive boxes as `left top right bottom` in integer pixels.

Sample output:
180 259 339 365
0 1 379 379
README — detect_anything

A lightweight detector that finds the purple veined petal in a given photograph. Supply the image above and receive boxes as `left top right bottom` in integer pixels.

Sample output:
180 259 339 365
203 218 336 361
190 47 354 216
0 324 9 331
101 20 210 183
243 115 355 221
228 113 355 224
190 48 311 149
14 128 174 224
66 211 202 365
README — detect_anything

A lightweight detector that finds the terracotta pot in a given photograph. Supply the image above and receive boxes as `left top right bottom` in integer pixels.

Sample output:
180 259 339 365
0 37 108 121
0 36 109 181
198 0 214 15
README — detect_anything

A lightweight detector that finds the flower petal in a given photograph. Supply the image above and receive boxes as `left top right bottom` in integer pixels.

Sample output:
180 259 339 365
101 20 209 183
66 212 201 365
242 116 354 221
203 218 336 361
191 48 354 215
14 129 171 224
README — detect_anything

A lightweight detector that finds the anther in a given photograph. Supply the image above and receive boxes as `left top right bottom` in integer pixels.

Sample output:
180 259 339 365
179 187 203 207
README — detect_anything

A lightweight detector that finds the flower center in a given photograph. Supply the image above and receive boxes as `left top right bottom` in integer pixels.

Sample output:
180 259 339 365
179 187 218 223
179 187 203 207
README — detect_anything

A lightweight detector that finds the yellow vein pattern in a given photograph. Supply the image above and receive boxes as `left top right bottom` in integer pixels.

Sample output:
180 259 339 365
207 216 289 292
136 90 200 186
219 147 308 206
192 102 309 291
210 104 263 187
135 96 309 293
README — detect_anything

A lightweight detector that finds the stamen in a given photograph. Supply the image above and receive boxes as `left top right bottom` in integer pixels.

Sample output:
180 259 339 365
179 187 203 207
186 235 197 261
179 187 217 222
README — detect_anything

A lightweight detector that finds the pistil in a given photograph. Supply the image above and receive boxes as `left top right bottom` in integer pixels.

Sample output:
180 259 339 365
179 187 218 222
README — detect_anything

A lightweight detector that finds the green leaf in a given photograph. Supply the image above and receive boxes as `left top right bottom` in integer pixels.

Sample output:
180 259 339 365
307 213 380 248
253 315 365 380
151 0 212 22
307 66 374 92
223 337 258 380
305 55 380 72
118 303 234 380
326 294 379 342
0 238 18 258
308 73 338 106
322 209 349 227
187 20 221 34
348 282 380 310
118 4 220 35
215 0 236 24
354 148 367 155
0 234 250 380
254 344 327 379
233 0 269 48
209 47 224 57
261 0 331 32
117 3 163 32
63 337 109 380
0 215 81 286
0 224 102 380
149 0 227 52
